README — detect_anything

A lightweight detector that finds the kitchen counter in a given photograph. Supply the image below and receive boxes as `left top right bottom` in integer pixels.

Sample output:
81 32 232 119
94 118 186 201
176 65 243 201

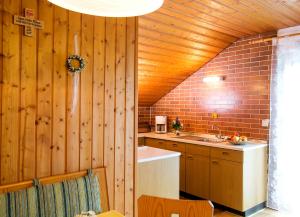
138 132 268 151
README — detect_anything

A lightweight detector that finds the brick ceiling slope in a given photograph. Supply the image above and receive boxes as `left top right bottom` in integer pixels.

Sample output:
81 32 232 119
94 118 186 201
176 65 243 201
138 0 300 106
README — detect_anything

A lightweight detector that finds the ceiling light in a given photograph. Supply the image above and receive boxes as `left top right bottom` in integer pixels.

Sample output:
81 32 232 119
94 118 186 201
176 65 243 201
203 76 225 83
48 0 164 17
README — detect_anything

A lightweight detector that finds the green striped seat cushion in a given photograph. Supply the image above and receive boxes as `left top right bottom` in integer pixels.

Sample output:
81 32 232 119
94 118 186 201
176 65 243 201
0 187 39 217
38 174 102 217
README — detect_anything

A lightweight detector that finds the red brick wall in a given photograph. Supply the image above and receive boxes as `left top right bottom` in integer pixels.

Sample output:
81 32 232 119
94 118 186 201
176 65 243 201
150 33 274 140
138 106 151 126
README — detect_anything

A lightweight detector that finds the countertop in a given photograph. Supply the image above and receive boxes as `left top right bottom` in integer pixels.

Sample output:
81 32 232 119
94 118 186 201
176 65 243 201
139 132 268 151
138 146 181 163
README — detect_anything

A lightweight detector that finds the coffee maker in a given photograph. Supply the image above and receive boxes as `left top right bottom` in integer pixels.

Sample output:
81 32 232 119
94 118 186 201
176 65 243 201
155 116 167 134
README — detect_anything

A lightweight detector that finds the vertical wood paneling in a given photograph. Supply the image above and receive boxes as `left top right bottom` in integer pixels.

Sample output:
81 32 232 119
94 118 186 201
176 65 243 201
66 11 81 173
0 0 3 185
52 7 67 175
36 0 53 178
80 14 93 171
125 17 137 217
20 0 37 181
0 0 3 182
92 17 105 169
0 2 137 216
115 18 126 214
1 0 21 184
104 17 116 209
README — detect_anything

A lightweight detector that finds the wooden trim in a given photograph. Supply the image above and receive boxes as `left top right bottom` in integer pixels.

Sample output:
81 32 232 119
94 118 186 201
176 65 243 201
248 37 274 45
0 167 109 212
134 16 139 217
248 32 300 45
277 32 300 39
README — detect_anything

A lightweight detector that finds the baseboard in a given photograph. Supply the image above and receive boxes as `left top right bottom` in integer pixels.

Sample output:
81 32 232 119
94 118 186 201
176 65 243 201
180 191 266 217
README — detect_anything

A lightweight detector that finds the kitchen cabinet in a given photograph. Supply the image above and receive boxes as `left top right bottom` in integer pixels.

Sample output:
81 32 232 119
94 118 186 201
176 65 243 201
138 137 145 146
186 154 210 198
210 147 267 212
143 136 268 214
180 154 186 192
210 158 243 210
185 144 210 198
145 138 167 149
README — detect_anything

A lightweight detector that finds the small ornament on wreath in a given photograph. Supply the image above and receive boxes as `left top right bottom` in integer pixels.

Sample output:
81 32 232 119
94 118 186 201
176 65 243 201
66 54 85 73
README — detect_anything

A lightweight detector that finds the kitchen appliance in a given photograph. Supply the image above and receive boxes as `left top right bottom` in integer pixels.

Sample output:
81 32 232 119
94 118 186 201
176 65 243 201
155 116 167 134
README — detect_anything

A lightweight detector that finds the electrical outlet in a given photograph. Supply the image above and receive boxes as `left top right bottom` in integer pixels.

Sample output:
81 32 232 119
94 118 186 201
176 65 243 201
262 119 270 127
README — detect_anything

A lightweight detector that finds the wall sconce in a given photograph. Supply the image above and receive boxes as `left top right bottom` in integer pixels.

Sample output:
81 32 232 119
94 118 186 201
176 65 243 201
203 75 225 83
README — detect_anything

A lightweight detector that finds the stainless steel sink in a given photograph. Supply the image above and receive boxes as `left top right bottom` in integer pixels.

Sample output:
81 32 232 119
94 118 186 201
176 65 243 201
175 135 224 143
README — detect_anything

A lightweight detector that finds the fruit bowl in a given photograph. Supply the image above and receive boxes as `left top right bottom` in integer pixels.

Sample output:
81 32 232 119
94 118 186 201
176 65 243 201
229 140 247 145
229 134 248 145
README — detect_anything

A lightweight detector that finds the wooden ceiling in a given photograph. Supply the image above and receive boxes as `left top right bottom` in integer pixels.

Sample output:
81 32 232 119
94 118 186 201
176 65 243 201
138 0 300 106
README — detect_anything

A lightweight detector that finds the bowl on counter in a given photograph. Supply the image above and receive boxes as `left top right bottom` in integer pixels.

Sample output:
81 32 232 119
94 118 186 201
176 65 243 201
228 136 248 145
228 140 247 145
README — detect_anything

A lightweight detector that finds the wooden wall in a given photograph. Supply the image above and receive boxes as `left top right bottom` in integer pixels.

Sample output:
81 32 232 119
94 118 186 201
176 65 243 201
0 0 137 216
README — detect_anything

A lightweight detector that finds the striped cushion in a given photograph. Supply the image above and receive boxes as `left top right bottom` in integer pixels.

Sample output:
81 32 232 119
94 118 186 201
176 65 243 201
0 187 39 217
38 174 102 217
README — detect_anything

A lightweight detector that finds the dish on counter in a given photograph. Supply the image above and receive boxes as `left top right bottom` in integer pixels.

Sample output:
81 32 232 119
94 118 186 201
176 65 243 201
229 132 248 145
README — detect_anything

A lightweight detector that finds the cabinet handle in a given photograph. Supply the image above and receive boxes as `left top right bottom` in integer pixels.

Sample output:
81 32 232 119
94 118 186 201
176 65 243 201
212 160 219 164
172 143 178 147
187 155 193 160
222 152 229 155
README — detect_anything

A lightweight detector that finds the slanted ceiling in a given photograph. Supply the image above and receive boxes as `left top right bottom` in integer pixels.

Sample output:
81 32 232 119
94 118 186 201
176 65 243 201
138 0 300 106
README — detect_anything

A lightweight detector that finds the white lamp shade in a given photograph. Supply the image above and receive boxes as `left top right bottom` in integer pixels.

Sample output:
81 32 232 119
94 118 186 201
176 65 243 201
48 0 164 17
203 76 224 83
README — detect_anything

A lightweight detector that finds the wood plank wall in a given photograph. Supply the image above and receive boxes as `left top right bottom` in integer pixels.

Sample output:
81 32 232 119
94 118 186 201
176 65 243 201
0 1 137 216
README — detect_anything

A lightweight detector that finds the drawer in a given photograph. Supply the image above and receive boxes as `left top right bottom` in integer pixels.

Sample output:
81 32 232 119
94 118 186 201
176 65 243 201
186 144 210 157
165 141 186 153
138 137 145 147
144 138 166 149
210 148 243 162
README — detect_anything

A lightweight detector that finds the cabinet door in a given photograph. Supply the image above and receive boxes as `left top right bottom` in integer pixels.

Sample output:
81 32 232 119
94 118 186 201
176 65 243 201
180 154 186 192
186 154 210 199
210 158 243 210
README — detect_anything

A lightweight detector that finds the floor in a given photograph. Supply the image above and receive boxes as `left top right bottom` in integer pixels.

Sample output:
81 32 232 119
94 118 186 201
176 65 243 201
180 195 284 217
214 208 285 217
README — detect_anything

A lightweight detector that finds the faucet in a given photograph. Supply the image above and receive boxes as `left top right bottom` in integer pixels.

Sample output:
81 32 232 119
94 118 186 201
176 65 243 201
212 125 222 139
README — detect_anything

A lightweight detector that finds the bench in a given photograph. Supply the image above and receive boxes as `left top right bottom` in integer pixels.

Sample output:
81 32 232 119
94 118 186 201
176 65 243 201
0 167 109 217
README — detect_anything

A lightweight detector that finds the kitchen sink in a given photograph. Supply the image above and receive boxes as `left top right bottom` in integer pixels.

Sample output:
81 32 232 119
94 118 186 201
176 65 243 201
175 135 225 143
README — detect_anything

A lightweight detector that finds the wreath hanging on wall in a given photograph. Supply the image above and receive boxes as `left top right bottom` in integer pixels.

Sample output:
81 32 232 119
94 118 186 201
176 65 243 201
66 55 85 73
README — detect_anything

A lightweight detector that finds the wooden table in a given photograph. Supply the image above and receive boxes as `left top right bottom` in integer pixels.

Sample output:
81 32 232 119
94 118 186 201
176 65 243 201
97 211 124 217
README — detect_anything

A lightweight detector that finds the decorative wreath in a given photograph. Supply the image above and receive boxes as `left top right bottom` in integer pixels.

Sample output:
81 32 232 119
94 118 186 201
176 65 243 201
66 55 85 73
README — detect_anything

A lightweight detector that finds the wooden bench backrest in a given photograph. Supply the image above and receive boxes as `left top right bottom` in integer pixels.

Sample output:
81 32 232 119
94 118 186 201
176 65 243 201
138 195 214 217
0 167 109 212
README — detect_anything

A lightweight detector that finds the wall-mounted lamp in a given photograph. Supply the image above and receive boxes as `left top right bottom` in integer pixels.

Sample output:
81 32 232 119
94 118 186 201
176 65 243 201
203 75 225 83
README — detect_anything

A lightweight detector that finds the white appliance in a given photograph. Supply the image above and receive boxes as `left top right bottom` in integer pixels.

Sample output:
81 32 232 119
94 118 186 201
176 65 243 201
155 116 167 134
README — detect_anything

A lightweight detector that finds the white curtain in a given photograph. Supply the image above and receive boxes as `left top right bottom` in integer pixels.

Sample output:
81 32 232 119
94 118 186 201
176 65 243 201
268 26 300 216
